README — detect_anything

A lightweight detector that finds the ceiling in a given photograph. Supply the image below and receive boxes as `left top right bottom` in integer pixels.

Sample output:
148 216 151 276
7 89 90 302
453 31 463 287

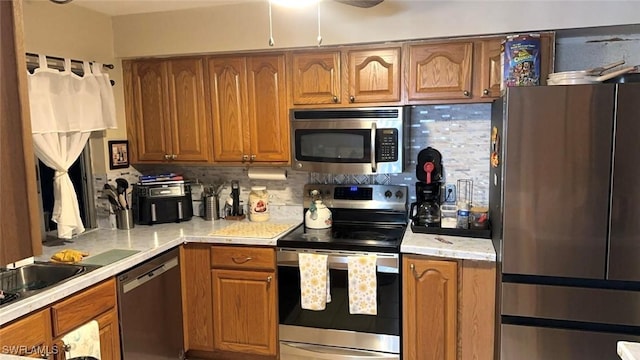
69 0 256 17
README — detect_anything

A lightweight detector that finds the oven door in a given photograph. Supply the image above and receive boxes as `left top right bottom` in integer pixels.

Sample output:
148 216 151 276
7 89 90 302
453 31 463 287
277 248 400 355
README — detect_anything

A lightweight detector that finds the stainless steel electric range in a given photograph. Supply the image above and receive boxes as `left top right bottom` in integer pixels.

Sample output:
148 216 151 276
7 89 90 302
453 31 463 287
277 184 408 360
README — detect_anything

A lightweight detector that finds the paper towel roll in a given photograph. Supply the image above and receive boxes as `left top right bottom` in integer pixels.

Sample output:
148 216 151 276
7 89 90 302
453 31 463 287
247 167 287 181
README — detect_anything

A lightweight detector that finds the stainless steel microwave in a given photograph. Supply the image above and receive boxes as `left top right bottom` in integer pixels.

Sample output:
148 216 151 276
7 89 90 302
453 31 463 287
290 107 407 174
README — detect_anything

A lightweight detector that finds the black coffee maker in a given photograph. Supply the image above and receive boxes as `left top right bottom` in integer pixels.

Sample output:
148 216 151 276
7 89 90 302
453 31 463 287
410 147 444 227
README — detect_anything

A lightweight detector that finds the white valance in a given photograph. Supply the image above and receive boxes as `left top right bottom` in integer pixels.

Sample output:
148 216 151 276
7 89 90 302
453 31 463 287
27 54 117 239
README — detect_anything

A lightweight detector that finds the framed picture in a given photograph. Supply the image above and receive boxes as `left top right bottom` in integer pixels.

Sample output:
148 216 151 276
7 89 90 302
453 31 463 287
108 140 129 169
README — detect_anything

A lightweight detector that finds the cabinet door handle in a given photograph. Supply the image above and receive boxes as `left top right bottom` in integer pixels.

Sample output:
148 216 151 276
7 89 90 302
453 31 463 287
164 154 170 160
242 154 249 161
250 154 256 161
332 95 339 103
463 90 470 97
349 95 355 103
231 256 253 264
483 89 490 95
267 275 273 289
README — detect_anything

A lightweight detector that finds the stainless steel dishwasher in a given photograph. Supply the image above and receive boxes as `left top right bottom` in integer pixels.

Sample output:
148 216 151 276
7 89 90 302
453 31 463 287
117 248 184 359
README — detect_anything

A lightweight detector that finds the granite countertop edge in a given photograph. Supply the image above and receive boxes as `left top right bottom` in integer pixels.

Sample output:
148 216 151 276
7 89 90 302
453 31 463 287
1 217 497 330
0 216 296 328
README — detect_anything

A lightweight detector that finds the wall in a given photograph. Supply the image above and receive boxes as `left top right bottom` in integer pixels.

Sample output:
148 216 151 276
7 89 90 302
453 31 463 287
110 1 640 57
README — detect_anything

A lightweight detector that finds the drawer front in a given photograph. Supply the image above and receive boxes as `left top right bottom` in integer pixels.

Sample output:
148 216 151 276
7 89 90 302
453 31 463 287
0 309 51 357
51 278 117 337
210 245 275 270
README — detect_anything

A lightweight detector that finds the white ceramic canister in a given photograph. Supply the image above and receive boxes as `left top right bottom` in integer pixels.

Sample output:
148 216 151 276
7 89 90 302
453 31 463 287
249 186 270 222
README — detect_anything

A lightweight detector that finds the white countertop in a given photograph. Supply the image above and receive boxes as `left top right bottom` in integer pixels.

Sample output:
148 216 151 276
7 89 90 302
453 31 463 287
619 341 640 360
1 209 496 332
401 228 496 261
0 206 302 327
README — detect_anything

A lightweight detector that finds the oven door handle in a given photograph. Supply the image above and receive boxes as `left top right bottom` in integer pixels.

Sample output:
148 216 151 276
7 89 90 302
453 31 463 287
370 122 377 173
281 341 398 359
277 252 399 274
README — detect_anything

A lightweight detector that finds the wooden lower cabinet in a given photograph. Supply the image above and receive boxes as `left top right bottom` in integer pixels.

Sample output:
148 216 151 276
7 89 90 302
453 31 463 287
95 309 121 360
403 256 458 360
211 269 277 356
0 278 121 360
0 309 53 358
402 255 496 360
181 243 215 351
181 244 278 360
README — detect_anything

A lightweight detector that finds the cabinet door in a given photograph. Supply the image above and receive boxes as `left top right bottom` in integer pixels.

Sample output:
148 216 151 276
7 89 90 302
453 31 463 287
95 309 121 360
166 58 211 162
247 55 289 163
475 38 502 98
347 47 401 103
0 0 42 264
212 269 277 356
0 309 53 359
180 244 214 351
208 56 249 162
128 60 171 162
290 51 341 105
403 256 457 360
408 42 473 101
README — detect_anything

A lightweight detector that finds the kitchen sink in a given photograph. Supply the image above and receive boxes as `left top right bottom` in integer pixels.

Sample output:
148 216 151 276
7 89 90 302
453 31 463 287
0 262 100 307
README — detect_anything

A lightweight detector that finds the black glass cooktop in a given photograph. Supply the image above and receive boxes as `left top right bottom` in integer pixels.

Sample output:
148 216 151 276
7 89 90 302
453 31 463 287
278 223 406 253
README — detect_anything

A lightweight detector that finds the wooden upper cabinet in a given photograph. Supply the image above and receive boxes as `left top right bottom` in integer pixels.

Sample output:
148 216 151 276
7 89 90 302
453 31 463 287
127 60 170 162
475 38 503 98
346 47 401 104
290 47 401 106
407 41 473 101
208 54 289 164
166 58 210 162
208 56 248 162
0 0 42 264
124 58 211 163
403 256 458 360
247 55 289 162
290 51 341 105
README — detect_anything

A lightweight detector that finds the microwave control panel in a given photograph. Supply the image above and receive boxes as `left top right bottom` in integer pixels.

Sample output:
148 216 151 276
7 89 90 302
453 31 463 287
376 129 398 162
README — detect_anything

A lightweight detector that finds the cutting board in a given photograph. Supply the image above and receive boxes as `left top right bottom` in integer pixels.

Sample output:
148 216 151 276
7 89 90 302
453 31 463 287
209 222 294 239
80 249 140 266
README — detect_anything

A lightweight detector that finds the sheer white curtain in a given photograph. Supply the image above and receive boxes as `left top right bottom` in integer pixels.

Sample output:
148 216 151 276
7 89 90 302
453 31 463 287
28 55 116 239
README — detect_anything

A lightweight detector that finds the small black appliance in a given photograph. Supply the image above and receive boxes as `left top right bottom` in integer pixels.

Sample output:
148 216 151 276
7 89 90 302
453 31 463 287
410 147 444 227
132 181 193 225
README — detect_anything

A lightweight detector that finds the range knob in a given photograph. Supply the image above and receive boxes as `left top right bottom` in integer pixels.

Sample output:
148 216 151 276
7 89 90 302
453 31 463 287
395 191 404 199
384 190 393 198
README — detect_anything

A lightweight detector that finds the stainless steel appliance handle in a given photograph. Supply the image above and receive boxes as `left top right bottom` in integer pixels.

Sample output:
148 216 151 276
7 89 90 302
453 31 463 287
151 203 157 222
371 122 377 173
277 248 399 274
177 200 183 219
122 257 178 293
281 341 398 359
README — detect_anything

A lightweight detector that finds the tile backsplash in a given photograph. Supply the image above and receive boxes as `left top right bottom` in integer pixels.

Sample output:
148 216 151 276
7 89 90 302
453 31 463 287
93 103 491 228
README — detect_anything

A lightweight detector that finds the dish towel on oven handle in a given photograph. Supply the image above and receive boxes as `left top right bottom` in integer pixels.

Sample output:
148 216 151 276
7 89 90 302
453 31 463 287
348 255 378 315
298 253 331 311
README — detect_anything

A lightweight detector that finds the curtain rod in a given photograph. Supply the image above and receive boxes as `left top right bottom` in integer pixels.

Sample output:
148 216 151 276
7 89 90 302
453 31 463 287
25 52 115 86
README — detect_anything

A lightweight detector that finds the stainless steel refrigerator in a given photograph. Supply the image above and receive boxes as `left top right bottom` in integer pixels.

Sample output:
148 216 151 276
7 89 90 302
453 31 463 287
490 83 640 360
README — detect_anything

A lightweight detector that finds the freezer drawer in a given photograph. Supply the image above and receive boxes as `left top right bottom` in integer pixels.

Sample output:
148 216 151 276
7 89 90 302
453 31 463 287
502 282 640 327
501 323 640 360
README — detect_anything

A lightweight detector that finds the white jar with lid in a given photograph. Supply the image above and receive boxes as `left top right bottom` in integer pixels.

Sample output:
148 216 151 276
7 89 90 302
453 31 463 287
249 186 270 222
